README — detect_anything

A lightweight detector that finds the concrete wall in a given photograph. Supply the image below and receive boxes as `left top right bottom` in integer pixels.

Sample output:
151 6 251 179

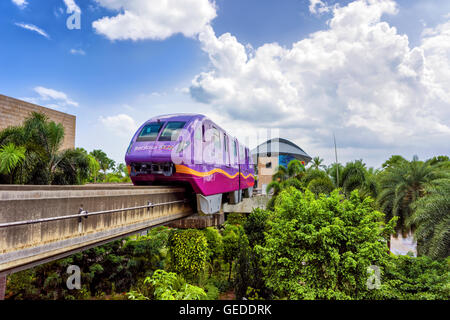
0 94 76 150
257 156 278 190
223 195 270 213
0 185 192 275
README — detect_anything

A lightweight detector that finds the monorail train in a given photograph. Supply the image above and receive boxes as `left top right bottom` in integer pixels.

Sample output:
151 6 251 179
125 114 255 214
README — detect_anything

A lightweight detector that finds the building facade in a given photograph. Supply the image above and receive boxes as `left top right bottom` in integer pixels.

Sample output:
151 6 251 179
251 138 312 192
0 94 76 150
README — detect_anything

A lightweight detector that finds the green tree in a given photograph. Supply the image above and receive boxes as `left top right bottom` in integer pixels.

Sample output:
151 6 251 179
202 227 223 273
0 143 26 183
340 160 376 197
310 156 326 170
378 255 450 300
52 148 91 185
243 208 269 248
259 187 396 300
377 156 448 235
408 178 450 259
327 162 344 188
381 155 408 169
138 269 207 300
222 224 241 282
87 154 100 183
168 229 208 281
0 112 93 185
90 149 115 179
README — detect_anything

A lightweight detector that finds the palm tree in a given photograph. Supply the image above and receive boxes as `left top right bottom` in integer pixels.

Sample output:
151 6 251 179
381 155 408 169
327 162 344 188
272 165 289 182
408 178 450 259
266 160 306 201
287 159 305 177
52 148 91 185
0 112 91 185
91 149 115 179
377 156 447 235
310 156 326 170
87 154 100 183
340 160 367 195
0 143 26 183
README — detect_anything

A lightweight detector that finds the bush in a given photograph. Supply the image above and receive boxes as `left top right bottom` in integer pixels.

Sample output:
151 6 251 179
202 227 223 263
244 208 269 247
135 269 207 300
168 229 208 280
377 255 450 300
259 187 396 300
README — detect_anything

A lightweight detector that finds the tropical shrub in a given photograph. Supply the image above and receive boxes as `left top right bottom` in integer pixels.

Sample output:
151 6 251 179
168 229 208 280
258 188 396 300
377 255 450 300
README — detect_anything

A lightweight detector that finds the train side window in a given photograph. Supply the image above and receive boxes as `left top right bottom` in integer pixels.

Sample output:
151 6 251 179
233 140 238 164
194 125 202 141
224 135 230 166
239 144 244 164
213 128 221 151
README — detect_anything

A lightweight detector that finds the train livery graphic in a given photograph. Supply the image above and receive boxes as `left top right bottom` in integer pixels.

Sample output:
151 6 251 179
125 114 255 214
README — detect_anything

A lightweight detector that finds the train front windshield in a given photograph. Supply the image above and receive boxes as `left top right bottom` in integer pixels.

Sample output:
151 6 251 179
137 122 164 141
158 121 186 141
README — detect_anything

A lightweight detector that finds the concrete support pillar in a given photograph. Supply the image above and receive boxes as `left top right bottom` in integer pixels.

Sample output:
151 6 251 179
0 275 6 300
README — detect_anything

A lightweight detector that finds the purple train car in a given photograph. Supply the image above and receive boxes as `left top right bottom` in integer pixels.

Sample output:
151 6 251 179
125 114 255 214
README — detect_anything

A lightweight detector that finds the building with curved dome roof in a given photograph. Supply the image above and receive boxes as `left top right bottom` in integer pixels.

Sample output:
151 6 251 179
251 138 312 192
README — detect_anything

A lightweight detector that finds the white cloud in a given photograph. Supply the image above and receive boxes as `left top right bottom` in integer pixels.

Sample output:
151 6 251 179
11 0 28 9
15 23 50 39
34 86 79 107
99 114 138 137
189 0 450 165
64 0 81 13
70 48 86 55
92 0 217 41
309 0 330 15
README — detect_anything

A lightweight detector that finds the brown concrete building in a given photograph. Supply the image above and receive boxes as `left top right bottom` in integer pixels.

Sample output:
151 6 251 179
0 94 76 150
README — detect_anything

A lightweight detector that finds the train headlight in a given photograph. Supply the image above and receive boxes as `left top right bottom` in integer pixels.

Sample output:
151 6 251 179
176 140 190 153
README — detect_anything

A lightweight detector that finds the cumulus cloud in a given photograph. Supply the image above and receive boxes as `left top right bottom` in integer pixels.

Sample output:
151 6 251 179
92 0 217 41
309 0 330 15
34 86 79 107
99 114 138 137
64 0 81 13
15 23 50 39
189 0 450 159
11 0 28 9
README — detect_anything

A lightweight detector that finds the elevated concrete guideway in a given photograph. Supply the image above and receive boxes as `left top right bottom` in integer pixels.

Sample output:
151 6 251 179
0 184 193 277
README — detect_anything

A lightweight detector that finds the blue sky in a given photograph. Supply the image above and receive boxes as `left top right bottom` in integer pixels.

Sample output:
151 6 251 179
1 0 449 168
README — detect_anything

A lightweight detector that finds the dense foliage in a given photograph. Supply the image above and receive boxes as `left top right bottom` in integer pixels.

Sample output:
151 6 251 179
4 154 449 301
168 229 209 280
0 112 130 185
259 188 396 299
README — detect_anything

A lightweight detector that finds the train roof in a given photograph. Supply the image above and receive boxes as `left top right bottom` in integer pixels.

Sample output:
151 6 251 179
146 113 207 122
141 114 245 145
